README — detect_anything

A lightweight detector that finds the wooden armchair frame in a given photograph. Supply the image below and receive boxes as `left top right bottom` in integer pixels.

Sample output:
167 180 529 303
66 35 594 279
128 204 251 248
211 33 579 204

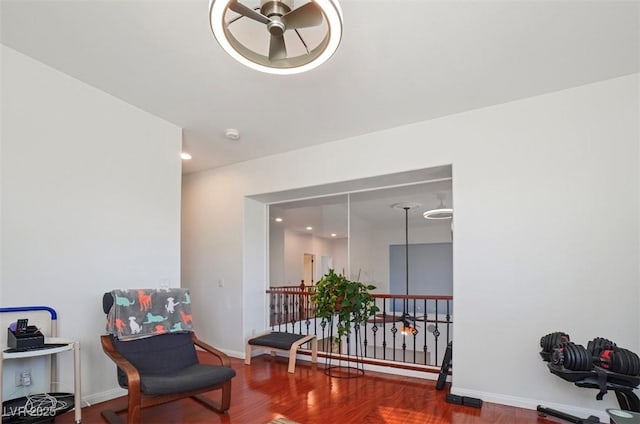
100 332 232 424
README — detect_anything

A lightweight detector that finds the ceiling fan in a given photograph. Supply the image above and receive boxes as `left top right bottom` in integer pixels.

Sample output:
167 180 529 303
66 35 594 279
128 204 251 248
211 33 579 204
209 0 343 74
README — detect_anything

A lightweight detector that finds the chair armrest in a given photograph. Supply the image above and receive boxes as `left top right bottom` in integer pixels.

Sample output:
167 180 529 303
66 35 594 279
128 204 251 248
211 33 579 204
100 334 141 391
191 333 231 367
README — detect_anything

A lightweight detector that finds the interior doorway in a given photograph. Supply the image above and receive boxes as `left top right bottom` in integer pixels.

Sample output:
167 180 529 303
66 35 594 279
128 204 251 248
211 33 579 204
303 253 315 285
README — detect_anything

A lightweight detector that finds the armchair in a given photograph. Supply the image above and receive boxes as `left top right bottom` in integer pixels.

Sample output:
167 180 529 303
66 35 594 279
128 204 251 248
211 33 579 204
100 289 235 424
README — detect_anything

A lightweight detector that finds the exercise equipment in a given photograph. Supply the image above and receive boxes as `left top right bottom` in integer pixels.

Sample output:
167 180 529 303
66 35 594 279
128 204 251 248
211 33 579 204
436 341 452 390
436 342 483 409
607 408 640 424
538 332 640 424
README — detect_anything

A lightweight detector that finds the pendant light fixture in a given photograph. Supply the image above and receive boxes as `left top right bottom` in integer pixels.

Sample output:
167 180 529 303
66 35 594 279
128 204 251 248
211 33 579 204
391 202 420 336
209 0 343 75
423 194 453 220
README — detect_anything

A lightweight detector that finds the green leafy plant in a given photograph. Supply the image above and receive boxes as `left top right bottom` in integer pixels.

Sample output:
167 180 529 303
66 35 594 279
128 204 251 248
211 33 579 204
310 269 380 341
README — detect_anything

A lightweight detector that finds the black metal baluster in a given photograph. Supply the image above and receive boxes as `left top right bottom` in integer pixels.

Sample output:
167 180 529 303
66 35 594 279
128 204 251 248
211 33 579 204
371 323 378 359
307 291 312 335
401 304 407 363
275 293 280 330
446 300 451 345
290 293 297 333
433 300 440 366
320 319 327 353
269 292 275 329
283 293 290 332
313 291 318 337
299 290 303 334
391 298 398 361
382 299 388 360
363 311 369 358
411 298 418 364
348 327 353 365
369 297 378 359
422 298 428 365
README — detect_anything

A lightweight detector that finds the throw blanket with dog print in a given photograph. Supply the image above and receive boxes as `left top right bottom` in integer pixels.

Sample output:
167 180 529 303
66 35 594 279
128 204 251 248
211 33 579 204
105 288 193 341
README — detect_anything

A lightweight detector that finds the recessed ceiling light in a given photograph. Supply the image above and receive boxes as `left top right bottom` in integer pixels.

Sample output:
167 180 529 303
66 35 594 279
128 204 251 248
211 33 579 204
275 217 283 222
306 226 313 230
331 233 337 237
180 152 192 160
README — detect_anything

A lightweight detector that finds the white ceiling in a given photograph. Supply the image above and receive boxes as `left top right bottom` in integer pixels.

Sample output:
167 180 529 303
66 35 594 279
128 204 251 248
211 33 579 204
1 0 638 174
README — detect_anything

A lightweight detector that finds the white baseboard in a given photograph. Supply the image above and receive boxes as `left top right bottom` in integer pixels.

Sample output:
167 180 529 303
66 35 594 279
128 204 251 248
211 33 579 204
220 348 245 359
451 387 608 422
81 387 126 408
275 352 440 381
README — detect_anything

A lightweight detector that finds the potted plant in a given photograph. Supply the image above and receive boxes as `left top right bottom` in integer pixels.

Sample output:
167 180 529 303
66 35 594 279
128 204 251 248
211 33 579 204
310 269 379 341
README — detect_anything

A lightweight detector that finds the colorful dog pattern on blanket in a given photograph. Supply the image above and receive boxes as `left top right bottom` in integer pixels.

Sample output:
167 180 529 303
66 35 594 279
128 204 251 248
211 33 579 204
106 288 193 341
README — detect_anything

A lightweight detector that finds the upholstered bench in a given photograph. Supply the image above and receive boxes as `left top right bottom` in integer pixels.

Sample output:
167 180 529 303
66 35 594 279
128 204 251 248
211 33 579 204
245 332 318 373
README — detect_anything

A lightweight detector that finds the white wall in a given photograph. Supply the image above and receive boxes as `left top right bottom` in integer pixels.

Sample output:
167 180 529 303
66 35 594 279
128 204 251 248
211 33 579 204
182 74 639 419
0 46 182 404
283 230 334 285
269 223 285 285
353 222 452 292
283 230 309 285
181 165 248 354
269 229 342 286
330 238 347 279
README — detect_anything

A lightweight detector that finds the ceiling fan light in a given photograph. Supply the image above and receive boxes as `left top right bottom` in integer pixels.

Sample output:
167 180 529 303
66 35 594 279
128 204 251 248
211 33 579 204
401 320 416 336
209 0 343 75
423 208 453 220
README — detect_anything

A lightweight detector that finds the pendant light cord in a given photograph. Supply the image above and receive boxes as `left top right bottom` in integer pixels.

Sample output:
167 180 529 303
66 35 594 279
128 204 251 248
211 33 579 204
404 206 409 316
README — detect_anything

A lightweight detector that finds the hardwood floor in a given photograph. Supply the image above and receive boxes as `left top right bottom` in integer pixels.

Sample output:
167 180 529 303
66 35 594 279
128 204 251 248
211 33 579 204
57 355 560 424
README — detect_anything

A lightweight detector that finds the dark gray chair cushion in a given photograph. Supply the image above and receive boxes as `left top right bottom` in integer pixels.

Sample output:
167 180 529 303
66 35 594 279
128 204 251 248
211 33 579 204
113 332 198 387
112 332 237 394
114 332 197 372
140 364 237 395
248 332 308 350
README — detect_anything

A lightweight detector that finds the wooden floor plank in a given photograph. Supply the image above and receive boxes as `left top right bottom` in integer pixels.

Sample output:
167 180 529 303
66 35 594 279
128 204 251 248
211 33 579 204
56 355 559 423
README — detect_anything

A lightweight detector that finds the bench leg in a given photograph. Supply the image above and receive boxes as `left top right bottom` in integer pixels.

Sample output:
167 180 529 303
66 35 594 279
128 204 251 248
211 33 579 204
287 335 317 373
247 334 317 373
287 346 297 373
245 344 253 365
311 336 318 364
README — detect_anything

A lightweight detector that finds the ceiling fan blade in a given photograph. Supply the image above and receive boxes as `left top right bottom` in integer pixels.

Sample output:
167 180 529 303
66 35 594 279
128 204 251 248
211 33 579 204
282 2 323 29
228 0 270 25
269 34 287 60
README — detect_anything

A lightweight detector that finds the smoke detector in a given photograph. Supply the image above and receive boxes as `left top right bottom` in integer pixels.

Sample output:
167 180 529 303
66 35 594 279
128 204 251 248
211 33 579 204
225 128 241 140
